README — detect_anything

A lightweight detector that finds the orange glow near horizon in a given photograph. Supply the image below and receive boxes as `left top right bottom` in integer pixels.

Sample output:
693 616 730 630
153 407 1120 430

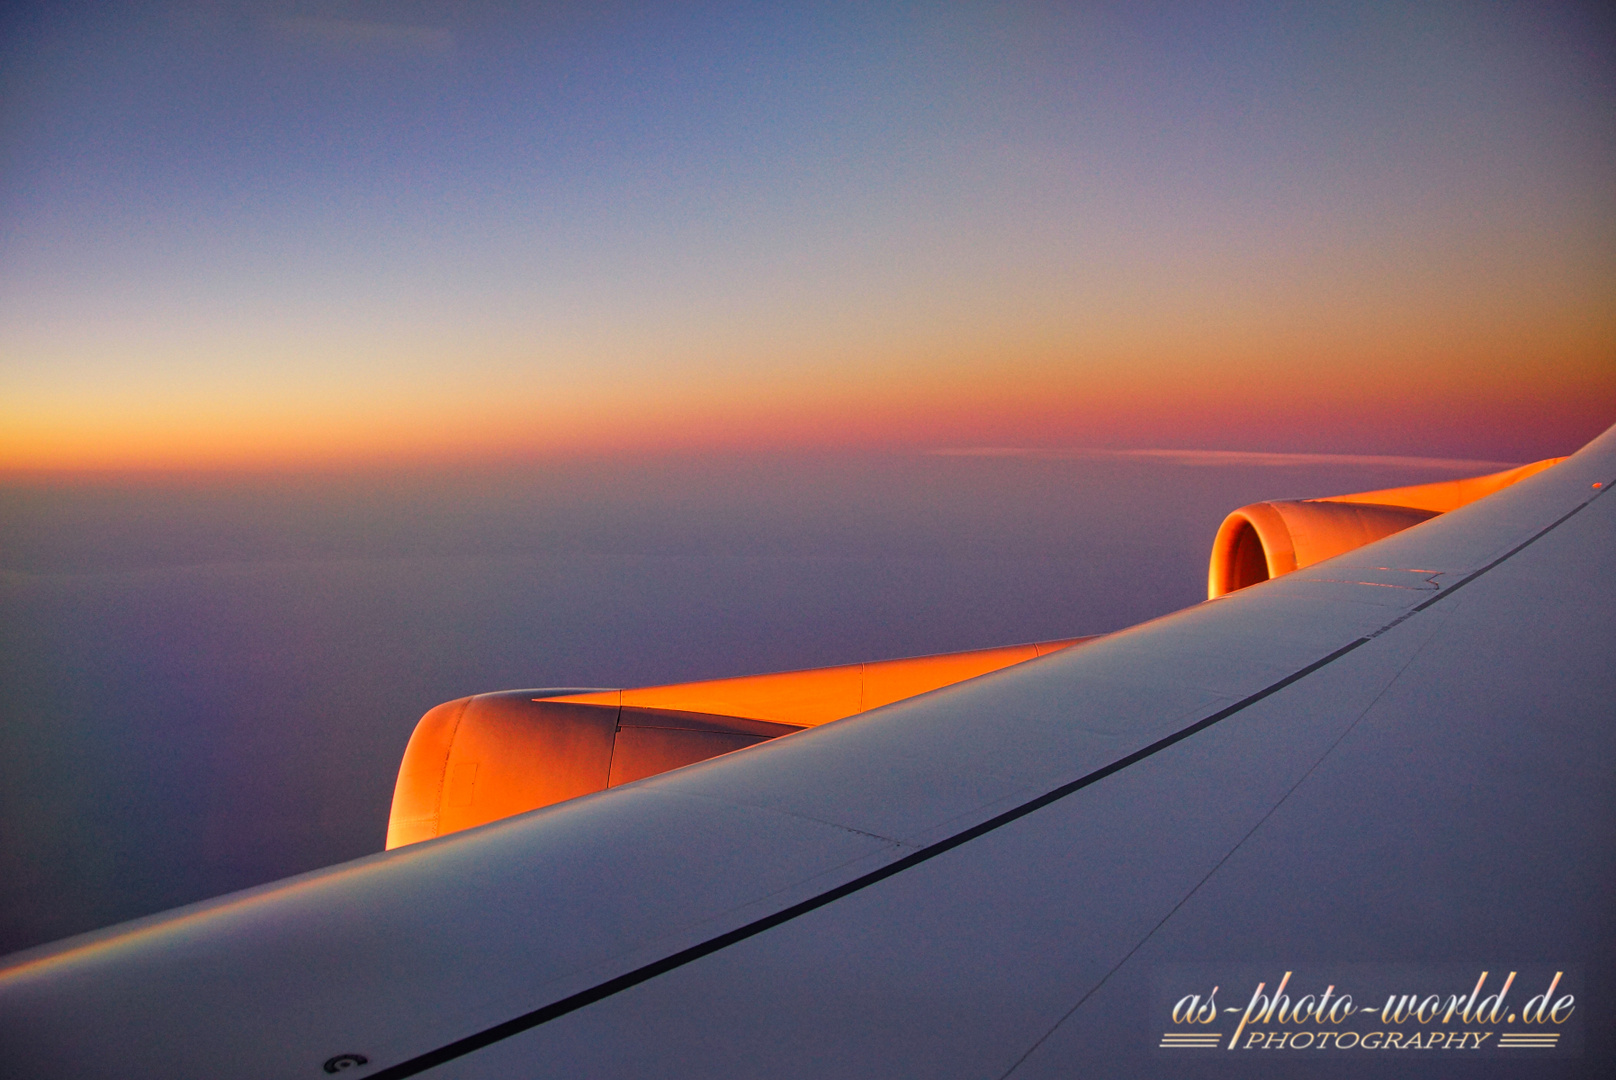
4 332 1609 473
3 4 1612 475
8 342 1612 482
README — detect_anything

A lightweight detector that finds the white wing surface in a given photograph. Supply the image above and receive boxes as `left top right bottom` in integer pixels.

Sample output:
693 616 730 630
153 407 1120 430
2 426 1612 1079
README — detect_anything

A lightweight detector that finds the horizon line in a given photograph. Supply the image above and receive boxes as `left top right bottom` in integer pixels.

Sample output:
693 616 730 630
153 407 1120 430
927 447 1523 471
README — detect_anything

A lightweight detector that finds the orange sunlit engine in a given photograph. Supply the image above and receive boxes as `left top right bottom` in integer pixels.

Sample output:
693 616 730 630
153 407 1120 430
1206 457 1563 599
384 693 796 849
386 638 1088 848
384 456 1567 850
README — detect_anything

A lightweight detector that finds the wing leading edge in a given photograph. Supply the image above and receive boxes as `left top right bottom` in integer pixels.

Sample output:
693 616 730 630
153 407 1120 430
1 427 1611 1079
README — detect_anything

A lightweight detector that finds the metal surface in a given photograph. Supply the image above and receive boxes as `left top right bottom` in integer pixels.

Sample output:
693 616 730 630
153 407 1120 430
2 427 1610 1079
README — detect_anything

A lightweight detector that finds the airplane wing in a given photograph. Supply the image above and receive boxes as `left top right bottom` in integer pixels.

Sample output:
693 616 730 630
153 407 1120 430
1 425 1611 1078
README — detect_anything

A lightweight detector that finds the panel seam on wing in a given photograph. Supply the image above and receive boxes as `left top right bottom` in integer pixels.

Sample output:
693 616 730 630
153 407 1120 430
669 789 915 848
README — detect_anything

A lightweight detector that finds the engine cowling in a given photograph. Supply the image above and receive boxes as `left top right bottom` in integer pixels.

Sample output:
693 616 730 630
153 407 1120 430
386 638 1088 848
385 691 798 849
1206 457 1562 599
1208 500 1439 598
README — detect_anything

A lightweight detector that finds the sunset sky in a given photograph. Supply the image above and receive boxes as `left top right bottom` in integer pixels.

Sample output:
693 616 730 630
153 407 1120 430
2 0 1614 958
2 1 1612 469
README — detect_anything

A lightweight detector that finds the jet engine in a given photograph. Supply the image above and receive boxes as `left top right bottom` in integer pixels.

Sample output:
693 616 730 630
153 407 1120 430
386 456 1563 848
384 692 798 849
1206 458 1562 598
385 638 1085 848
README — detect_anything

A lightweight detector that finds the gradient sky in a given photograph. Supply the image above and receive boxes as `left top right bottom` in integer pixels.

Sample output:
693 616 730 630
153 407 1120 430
2 0 1613 469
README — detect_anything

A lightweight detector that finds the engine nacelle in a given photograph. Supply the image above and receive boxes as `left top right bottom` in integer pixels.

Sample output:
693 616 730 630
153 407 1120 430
385 692 797 849
1206 457 1562 599
1208 500 1439 598
386 638 1087 847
